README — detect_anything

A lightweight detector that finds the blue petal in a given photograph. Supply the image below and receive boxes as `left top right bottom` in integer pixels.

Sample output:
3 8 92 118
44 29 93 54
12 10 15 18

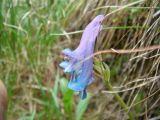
69 72 87 90
59 15 104 99
68 72 93 91
62 48 73 57
68 80 85 91
64 64 73 73
63 48 72 53
79 90 87 99
59 61 69 69
64 60 82 73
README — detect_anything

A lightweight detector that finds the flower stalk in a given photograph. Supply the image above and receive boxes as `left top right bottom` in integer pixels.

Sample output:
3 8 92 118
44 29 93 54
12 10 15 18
100 63 134 120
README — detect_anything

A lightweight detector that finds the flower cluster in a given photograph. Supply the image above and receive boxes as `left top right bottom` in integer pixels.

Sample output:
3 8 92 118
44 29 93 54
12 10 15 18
59 15 104 99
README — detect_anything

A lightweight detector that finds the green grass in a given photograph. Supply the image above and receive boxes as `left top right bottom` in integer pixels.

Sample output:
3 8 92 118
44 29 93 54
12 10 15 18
0 0 90 119
0 0 160 120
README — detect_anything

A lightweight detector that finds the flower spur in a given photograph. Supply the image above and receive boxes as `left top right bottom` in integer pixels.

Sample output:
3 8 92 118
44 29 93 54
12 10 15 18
60 15 104 99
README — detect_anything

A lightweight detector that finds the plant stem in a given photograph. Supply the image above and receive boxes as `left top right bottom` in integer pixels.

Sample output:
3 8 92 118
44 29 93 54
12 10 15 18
100 62 134 120
105 81 134 120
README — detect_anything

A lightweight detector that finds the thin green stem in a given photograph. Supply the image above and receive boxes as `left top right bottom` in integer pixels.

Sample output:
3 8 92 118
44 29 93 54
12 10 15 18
106 81 134 120
101 63 134 120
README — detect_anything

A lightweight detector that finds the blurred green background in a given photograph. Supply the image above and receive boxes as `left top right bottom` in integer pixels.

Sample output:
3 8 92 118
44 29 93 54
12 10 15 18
0 0 160 120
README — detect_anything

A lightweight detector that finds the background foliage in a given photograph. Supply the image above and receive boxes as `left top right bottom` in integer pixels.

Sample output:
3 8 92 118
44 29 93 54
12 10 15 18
0 0 160 120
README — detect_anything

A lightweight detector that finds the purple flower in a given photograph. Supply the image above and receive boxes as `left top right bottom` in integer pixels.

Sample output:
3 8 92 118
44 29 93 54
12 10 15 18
60 15 104 99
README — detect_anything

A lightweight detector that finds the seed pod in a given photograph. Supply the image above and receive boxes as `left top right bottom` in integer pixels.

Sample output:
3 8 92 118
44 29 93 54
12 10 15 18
0 80 8 120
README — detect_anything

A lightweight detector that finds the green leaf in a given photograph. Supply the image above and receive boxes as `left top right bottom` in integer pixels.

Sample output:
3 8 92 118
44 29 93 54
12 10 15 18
94 61 110 82
75 93 91 120
94 60 102 72
60 78 74 119
102 62 111 82
59 78 69 95
50 74 60 119
50 75 59 109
